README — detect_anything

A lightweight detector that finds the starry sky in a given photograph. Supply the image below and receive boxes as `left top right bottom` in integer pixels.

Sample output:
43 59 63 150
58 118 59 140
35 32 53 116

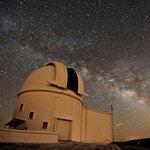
0 0 150 141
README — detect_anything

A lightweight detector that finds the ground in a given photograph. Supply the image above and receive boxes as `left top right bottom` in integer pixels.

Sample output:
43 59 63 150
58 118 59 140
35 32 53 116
1 140 150 150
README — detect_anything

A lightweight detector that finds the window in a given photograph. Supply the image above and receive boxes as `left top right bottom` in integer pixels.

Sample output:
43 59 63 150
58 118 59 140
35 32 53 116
29 112 34 119
19 104 23 111
42 122 48 129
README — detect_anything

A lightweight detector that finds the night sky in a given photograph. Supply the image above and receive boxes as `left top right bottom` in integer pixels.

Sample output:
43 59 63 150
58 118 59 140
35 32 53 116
0 0 150 141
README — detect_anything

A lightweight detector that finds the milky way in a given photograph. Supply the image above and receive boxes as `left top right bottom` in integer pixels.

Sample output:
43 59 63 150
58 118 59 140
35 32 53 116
0 0 150 140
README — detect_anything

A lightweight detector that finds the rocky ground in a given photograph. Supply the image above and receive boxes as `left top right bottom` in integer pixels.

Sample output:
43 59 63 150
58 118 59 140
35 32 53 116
0 141 150 150
0 142 121 150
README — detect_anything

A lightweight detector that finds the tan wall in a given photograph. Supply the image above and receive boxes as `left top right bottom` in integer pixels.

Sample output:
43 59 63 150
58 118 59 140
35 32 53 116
13 90 83 142
13 91 112 143
81 108 112 143
13 92 54 131
53 94 82 141
0 129 58 143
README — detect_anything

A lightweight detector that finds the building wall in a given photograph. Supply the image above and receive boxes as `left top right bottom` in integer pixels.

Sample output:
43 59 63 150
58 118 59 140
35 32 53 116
53 94 83 141
81 108 112 143
0 129 58 143
13 90 112 143
13 90 83 142
13 91 54 131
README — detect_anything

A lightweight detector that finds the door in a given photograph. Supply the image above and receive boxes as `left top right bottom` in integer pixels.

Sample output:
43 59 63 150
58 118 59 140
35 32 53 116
55 118 72 141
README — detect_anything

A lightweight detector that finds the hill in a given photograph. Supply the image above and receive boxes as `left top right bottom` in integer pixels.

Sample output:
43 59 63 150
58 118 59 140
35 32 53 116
115 138 150 150
0 141 120 150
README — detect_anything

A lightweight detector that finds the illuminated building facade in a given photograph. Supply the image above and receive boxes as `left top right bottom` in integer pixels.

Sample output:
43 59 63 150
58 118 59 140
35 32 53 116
4 61 112 143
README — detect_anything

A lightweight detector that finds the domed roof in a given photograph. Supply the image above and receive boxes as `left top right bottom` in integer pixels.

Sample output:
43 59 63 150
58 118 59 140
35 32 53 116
19 61 88 97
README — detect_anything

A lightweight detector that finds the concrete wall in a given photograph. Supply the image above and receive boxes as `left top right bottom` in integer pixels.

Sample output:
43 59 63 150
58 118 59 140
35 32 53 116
81 108 112 143
53 93 82 141
13 91 54 131
13 90 83 142
0 129 58 143
13 91 112 143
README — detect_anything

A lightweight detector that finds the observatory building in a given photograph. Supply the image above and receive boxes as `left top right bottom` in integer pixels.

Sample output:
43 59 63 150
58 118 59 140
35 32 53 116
1 61 112 143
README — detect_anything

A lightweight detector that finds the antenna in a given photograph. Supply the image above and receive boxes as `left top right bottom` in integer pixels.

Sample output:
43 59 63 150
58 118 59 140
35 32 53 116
111 103 115 142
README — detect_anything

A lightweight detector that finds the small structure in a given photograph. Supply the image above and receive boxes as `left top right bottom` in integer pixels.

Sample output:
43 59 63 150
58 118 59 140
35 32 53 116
2 61 112 143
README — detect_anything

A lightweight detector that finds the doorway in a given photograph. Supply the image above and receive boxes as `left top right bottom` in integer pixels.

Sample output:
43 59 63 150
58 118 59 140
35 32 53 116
55 118 72 141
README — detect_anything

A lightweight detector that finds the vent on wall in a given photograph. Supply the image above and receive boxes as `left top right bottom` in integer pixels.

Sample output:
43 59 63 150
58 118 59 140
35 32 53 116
29 112 34 119
19 104 23 111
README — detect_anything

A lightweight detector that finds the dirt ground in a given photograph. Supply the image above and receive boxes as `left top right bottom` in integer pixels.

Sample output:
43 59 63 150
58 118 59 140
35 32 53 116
0 142 121 150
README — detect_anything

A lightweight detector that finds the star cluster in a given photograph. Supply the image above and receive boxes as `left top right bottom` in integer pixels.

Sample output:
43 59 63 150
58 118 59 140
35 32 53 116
0 0 150 140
